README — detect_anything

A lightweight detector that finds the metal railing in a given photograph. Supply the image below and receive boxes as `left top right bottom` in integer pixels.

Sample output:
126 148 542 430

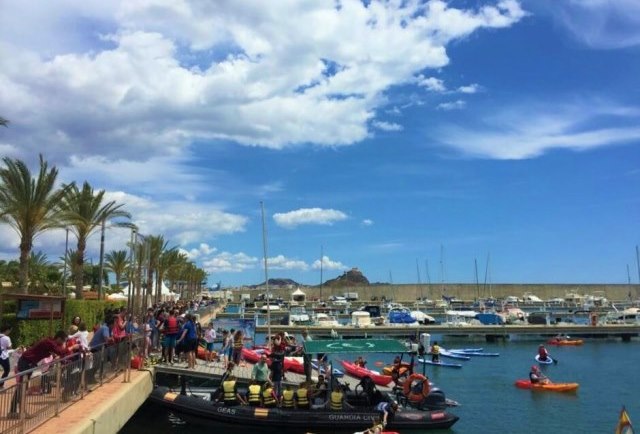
0 334 143 434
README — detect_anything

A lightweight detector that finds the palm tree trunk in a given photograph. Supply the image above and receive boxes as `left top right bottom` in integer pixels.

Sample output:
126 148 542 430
75 238 86 300
146 267 153 303
18 238 31 294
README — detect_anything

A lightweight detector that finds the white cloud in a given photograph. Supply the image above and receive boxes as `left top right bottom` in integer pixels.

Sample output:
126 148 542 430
458 84 481 94
435 99 640 159
541 0 640 49
202 251 258 273
267 255 309 271
362 219 374 226
181 243 217 260
312 255 347 271
373 121 403 132
419 76 446 92
437 100 466 110
102 191 249 245
0 0 526 156
273 208 348 228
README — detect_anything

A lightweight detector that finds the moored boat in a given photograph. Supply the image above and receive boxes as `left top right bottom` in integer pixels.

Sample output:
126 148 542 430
547 338 584 346
149 386 460 430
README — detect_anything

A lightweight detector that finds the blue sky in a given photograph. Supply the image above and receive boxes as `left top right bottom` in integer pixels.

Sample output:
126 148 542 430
0 0 639 287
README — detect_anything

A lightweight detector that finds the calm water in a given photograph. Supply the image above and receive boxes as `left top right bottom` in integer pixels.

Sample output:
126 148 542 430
121 338 640 433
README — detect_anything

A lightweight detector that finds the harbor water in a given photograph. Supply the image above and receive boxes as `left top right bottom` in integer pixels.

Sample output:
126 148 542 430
120 338 640 433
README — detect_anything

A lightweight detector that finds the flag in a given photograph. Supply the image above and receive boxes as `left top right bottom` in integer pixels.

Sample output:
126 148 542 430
616 406 634 434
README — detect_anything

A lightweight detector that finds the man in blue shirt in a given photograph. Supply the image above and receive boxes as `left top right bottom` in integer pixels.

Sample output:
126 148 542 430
87 318 113 384
177 314 198 369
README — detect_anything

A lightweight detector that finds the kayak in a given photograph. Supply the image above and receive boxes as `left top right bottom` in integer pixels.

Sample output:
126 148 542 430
450 350 499 357
311 360 344 377
547 338 584 346
382 361 413 375
535 354 555 365
340 360 393 386
241 348 305 374
514 379 579 392
418 358 463 369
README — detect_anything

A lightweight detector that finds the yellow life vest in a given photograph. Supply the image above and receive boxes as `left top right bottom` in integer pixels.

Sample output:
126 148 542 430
282 389 295 408
263 387 276 407
296 387 309 407
432 344 440 354
330 390 343 411
233 337 243 349
223 380 237 403
248 384 262 405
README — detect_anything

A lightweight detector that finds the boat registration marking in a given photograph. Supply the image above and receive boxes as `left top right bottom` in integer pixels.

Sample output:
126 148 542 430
163 392 178 402
217 407 237 415
328 414 374 422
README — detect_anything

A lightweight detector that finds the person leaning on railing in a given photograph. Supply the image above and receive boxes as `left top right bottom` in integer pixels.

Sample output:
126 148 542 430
8 331 69 418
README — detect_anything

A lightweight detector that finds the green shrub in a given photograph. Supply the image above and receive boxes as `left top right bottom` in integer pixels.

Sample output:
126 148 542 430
1 299 126 347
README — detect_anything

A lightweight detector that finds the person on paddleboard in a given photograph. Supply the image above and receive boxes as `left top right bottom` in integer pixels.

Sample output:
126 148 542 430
537 344 549 361
529 365 550 384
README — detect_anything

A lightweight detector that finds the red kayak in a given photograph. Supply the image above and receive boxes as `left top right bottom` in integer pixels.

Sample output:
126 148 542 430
340 360 393 386
241 348 305 374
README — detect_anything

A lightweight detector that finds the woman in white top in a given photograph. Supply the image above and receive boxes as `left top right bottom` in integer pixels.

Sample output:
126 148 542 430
0 324 12 388
69 322 90 350
203 323 217 364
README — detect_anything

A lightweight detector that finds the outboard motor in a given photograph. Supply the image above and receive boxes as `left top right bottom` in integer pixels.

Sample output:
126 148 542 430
421 387 447 410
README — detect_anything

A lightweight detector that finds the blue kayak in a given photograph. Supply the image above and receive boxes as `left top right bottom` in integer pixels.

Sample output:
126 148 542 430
418 358 463 369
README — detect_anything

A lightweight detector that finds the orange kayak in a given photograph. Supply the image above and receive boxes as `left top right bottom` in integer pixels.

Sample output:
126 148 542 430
514 379 579 392
547 338 584 346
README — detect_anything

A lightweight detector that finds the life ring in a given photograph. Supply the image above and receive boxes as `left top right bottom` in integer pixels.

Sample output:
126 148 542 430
403 373 430 403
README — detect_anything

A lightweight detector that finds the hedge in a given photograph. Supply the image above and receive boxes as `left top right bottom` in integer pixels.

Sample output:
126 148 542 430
2 299 126 347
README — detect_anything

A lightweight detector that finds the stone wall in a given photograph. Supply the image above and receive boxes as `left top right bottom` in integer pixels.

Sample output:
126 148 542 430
238 283 640 303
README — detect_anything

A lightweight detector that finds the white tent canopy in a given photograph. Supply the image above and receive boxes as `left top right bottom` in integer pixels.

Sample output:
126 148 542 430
291 288 306 303
123 281 180 305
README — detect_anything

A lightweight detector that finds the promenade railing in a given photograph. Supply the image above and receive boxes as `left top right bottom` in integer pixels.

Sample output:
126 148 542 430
0 334 143 434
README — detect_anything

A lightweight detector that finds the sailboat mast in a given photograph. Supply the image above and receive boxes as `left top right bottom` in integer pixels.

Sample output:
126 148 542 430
260 201 270 340
416 259 422 300
320 245 324 300
474 258 480 300
425 260 431 300
484 253 491 298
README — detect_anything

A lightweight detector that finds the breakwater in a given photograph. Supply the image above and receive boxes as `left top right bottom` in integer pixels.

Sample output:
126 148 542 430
234 283 639 303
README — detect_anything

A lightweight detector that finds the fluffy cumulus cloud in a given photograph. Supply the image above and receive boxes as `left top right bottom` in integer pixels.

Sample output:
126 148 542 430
0 0 526 158
202 251 258 273
362 219 374 226
267 255 309 271
419 76 446 92
540 0 640 49
312 255 347 271
457 84 481 94
102 191 248 245
273 208 348 228
435 99 640 159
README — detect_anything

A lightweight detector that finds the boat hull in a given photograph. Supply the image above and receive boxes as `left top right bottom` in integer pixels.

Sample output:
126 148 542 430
149 386 459 430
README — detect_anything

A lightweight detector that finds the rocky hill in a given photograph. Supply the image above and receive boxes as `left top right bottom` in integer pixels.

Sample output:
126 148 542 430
323 267 370 287
251 278 300 288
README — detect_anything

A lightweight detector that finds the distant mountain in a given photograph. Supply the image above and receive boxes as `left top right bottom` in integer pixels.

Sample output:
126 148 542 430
251 278 300 288
323 267 370 287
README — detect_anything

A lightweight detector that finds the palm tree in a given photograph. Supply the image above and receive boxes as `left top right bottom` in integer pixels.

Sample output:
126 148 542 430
145 235 169 302
105 249 128 291
59 181 130 299
156 248 181 302
0 156 66 293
